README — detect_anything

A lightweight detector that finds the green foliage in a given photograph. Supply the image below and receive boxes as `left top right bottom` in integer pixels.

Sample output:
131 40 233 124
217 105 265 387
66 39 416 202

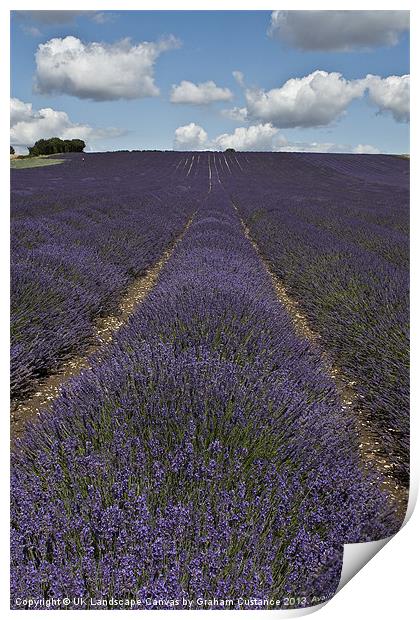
28 137 86 156
225 148 236 153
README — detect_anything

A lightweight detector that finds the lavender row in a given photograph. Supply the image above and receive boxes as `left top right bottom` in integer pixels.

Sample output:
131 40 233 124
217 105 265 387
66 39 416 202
11 153 208 399
11 184 398 609
223 153 409 485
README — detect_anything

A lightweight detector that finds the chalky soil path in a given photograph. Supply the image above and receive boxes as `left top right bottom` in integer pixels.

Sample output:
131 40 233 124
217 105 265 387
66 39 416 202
11 215 195 440
230 199 408 523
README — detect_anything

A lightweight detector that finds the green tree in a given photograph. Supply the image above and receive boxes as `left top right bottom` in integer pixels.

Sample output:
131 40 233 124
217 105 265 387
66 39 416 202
28 137 86 156
70 139 86 152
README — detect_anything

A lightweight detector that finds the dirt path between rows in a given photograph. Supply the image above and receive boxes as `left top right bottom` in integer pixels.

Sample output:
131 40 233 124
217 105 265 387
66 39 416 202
11 215 195 441
232 202 408 523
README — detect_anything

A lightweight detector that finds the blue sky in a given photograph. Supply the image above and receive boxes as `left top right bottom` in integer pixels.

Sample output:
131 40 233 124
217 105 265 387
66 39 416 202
10 10 410 153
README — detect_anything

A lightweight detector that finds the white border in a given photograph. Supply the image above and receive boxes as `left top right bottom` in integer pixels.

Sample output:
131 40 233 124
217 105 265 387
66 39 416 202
1 1 417 618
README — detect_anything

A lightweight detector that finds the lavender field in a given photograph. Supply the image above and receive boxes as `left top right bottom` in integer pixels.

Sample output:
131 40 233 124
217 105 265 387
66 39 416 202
11 151 409 609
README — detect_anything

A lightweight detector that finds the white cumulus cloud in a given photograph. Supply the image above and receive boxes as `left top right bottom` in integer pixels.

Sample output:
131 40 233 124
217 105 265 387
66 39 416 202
269 10 409 51
173 121 383 154
10 98 34 127
244 71 366 128
229 70 409 128
10 98 124 150
34 35 180 101
174 123 286 152
170 80 233 105
214 123 282 151
173 123 209 150
365 74 410 122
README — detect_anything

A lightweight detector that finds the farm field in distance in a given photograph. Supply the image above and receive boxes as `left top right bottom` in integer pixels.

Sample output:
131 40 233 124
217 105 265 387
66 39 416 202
10 151 409 609
10 155 66 169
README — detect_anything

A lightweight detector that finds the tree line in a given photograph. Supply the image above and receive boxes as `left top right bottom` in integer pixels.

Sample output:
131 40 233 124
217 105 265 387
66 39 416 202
28 137 86 156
